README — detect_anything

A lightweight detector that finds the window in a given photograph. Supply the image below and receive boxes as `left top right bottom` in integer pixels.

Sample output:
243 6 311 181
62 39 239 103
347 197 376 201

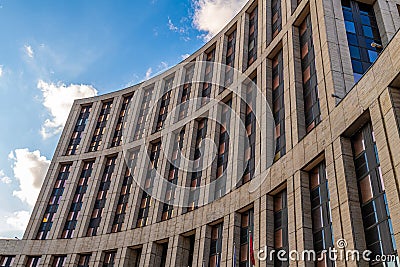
179 63 195 120
223 29 237 91
186 235 196 267
136 142 161 228
111 149 139 233
309 162 334 266
0 256 15 267
87 156 117 236
214 99 232 199
272 0 282 38
247 6 258 67
239 209 254 267
242 78 256 185
155 77 174 132
127 248 142 267
66 105 92 155
299 14 321 133
37 164 72 240
187 119 208 212
159 243 168 267
77 254 91 267
161 128 185 221
272 50 286 160
351 123 398 263
342 0 382 83
133 87 154 141
52 255 66 267
209 223 223 267
88 101 113 152
62 161 94 239
111 95 133 147
26 256 41 267
103 251 116 267
274 190 288 267
201 49 216 106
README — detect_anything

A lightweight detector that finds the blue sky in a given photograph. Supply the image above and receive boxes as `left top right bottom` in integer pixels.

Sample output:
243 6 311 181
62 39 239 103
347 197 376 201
0 0 247 238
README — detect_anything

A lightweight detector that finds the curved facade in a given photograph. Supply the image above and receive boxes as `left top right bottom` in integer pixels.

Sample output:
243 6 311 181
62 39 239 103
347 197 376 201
2 0 400 266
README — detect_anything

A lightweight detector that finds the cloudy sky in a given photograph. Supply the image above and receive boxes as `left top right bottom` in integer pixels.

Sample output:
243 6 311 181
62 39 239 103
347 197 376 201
0 0 247 238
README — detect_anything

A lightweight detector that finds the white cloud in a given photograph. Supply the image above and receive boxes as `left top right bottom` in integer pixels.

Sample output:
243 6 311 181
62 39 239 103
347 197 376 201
0 65 3 77
24 45 34 58
145 67 153 80
37 80 98 139
181 54 190 60
168 17 186 33
0 170 11 184
6 210 30 232
8 149 50 207
192 0 247 41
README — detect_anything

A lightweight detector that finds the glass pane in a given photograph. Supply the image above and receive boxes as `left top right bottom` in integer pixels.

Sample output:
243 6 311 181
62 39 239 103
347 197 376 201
368 50 378 63
349 45 361 59
363 26 373 38
345 21 356 33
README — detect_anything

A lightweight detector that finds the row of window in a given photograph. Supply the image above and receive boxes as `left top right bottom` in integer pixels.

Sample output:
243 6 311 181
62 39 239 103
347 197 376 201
9 122 399 263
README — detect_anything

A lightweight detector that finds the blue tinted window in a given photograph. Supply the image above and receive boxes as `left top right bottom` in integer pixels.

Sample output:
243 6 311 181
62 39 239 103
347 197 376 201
343 10 353 21
354 73 363 83
347 33 358 45
349 45 361 59
361 15 370 25
345 21 356 33
352 60 363 73
363 26 373 38
368 50 378 62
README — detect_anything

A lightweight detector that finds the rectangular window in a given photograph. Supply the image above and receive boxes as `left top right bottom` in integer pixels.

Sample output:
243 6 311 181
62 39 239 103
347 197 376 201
66 105 92 155
77 254 91 267
87 156 117 236
159 243 168 267
103 251 116 267
155 77 174 132
136 142 161 228
351 123 398 262
272 50 286 160
179 63 195 120
274 190 288 267
127 247 142 267
52 255 66 267
247 6 258 68
26 256 41 267
239 209 254 267
223 29 237 91
187 119 208 212
342 0 382 83
88 101 113 152
111 95 133 147
111 149 140 233
161 128 185 221
62 161 94 239
201 49 216 105
187 235 196 267
37 164 72 240
214 99 232 199
0 256 15 267
309 162 334 266
299 14 321 133
272 0 282 38
133 87 154 141
209 223 223 267
242 78 256 185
